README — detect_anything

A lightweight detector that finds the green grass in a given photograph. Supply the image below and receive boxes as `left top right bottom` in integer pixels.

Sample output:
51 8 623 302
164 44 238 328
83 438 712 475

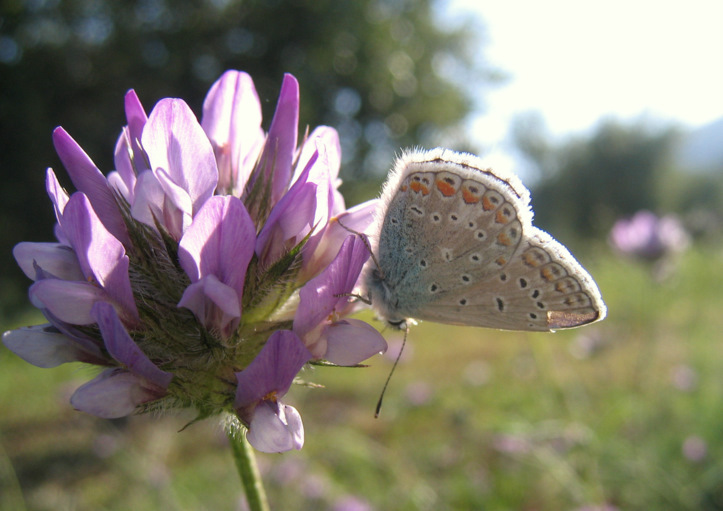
2 244 723 510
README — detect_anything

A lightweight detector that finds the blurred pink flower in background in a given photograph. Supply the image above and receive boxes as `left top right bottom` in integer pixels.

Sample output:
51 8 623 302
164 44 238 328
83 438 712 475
609 210 690 261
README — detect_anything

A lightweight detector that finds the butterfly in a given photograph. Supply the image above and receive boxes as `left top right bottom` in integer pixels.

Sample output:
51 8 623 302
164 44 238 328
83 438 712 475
362 148 606 332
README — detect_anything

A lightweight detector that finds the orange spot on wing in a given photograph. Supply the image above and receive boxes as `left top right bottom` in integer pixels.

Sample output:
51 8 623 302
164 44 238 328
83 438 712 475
555 279 578 293
495 256 507 266
522 252 540 267
482 195 495 211
541 267 557 281
410 181 430 195
462 188 480 204
495 209 509 224
436 179 456 197
497 232 512 246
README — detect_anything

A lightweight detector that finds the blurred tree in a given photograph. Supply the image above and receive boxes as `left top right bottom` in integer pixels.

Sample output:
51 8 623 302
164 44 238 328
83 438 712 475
0 0 500 317
512 114 679 241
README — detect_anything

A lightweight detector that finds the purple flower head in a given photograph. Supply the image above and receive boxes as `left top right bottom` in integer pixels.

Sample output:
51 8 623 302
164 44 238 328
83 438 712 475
5 70 385 453
609 210 690 261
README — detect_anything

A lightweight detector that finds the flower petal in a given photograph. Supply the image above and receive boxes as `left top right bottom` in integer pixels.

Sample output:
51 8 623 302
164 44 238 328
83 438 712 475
70 368 162 419
256 74 299 204
235 330 311 408
323 319 387 366
52 127 130 246
130 169 164 228
302 199 378 279
202 70 264 193
29 279 107 325
91 302 173 389
124 89 149 174
178 275 241 337
153 166 194 237
46 168 69 231
13 242 84 282
141 98 218 217
3 325 86 368
178 195 255 300
293 126 341 186
255 181 317 268
61 193 139 324
111 130 136 202
246 401 304 453
294 234 370 336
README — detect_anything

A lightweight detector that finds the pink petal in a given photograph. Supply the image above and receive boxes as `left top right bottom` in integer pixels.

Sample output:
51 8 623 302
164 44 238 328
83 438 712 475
70 369 162 418
13 242 84 281
235 330 311 408
29 279 107 325
141 98 218 216
178 276 241 336
46 168 69 224
92 302 173 389
3 325 85 368
61 193 138 323
255 74 299 204
294 234 370 336
246 401 304 453
323 319 387 365
124 89 149 173
178 195 255 299
202 70 264 192
52 127 130 246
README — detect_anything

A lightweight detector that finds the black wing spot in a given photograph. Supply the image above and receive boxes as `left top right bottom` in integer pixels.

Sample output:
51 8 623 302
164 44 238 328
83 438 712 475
496 298 505 312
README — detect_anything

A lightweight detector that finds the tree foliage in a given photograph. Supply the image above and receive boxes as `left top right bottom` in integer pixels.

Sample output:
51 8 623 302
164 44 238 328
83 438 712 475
513 114 680 241
0 0 497 316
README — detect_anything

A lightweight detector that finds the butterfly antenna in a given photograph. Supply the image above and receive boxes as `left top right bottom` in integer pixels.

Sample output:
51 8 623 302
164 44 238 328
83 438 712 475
375 322 408 418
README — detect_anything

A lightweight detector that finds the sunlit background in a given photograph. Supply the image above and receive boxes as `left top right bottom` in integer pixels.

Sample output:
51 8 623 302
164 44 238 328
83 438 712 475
1 1 722 510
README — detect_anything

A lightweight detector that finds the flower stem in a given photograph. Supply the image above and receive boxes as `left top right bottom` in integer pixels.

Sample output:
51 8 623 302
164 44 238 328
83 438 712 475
228 429 270 511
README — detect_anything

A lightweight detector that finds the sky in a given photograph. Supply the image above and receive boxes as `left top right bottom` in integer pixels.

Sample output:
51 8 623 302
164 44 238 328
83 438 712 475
443 0 723 176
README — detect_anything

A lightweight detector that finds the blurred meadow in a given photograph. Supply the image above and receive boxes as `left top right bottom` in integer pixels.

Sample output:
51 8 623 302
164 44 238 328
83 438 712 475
4 243 723 510
2 1 723 510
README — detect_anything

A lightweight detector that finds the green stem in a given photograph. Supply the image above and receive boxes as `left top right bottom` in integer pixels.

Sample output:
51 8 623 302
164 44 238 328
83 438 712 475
228 429 270 511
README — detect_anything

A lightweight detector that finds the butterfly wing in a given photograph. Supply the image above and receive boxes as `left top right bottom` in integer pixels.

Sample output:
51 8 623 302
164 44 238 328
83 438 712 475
366 148 606 332
414 227 606 331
